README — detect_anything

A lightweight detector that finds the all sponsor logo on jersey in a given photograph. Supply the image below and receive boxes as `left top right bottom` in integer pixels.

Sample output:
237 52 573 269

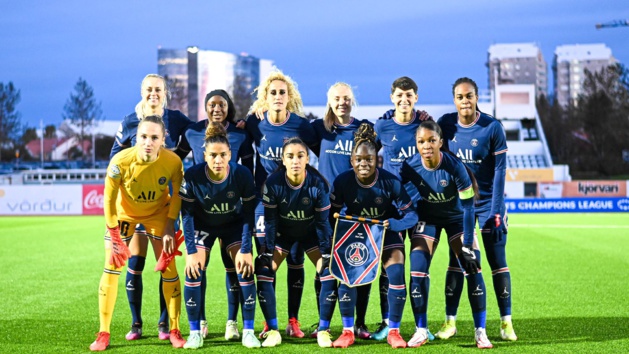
345 242 368 267
137 190 157 201
158 177 167 185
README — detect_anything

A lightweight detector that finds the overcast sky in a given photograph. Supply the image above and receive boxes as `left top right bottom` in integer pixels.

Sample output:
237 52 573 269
2 0 628 127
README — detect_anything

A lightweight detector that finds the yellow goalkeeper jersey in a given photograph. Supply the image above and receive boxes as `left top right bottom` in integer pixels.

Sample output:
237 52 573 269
104 147 183 228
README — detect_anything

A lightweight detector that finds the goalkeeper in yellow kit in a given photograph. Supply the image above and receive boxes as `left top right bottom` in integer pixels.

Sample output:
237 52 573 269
90 115 185 351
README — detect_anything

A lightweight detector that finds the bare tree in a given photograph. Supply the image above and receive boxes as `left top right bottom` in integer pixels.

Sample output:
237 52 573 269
62 78 103 160
0 82 22 161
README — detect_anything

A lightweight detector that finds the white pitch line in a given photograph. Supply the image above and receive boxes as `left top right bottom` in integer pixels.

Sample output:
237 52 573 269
509 224 629 229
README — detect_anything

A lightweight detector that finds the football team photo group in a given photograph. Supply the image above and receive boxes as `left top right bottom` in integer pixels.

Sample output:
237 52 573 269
90 70 516 351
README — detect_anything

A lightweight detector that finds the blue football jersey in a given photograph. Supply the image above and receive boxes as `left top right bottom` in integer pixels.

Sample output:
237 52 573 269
261 170 332 254
330 168 417 233
400 152 474 225
179 162 256 254
311 118 372 183
110 109 193 159
182 120 254 166
245 112 319 190
374 109 421 178
438 112 507 212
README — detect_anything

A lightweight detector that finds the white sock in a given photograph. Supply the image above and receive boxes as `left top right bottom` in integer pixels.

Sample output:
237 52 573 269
500 315 512 323
446 315 456 322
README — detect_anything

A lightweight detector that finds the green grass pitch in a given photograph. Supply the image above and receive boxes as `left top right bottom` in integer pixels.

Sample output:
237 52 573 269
1 213 628 353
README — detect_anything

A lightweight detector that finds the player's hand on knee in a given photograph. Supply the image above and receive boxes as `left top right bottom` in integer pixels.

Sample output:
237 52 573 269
255 253 274 272
185 252 203 279
459 245 480 275
236 251 254 277
318 254 331 276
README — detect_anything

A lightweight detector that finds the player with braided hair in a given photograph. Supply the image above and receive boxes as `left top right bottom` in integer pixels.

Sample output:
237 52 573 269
329 123 418 348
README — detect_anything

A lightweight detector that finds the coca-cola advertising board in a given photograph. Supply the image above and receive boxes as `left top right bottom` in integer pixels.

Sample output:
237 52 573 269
82 184 104 215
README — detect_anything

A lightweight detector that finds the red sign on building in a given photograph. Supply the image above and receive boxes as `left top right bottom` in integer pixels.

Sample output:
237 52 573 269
82 184 104 215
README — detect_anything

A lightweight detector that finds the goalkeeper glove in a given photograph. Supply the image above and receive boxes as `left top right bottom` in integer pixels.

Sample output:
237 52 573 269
155 230 184 273
459 245 480 275
108 225 131 268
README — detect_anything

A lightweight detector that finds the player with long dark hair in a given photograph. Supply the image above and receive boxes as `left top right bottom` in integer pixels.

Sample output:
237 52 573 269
399 120 492 349
328 123 418 348
254 137 336 348
90 115 185 351
179 122 258 349
181 89 254 341
435 77 516 341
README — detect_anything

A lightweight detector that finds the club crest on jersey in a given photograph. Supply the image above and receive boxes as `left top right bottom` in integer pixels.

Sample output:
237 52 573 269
440 179 448 187
301 197 310 205
471 139 478 147
227 191 235 199
159 177 167 185
345 242 368 266
108 164 121 178
374 197 383 205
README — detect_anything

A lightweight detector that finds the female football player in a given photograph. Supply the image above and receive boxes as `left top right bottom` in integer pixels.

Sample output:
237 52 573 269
328 123 418 348
182 89 254 341
109 74 192 342
90 115 185 351
435 77 516 341
179 122 258 349
399 120 492 349
253 137 335 348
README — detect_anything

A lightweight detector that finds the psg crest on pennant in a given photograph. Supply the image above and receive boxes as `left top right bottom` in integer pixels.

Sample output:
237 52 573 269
330 217 386 287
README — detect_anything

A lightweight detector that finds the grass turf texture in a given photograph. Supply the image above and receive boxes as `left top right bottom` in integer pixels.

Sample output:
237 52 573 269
1 213 628 353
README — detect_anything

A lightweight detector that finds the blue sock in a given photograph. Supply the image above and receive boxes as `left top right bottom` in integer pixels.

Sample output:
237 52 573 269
318 268 337 330
379 267 389 321
184 269 203 331
126 255 145 326
385 263 406 329
199 253 210 322
221 247 240 322
238 273 256 330
256 266 278 330
445 249 465 317
337 283 356 321
286 243 305 320
482 231 512 316
314 274 321 313
225 271 240 321
410 250 431 327
355 283 371 326
158 277 168 328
